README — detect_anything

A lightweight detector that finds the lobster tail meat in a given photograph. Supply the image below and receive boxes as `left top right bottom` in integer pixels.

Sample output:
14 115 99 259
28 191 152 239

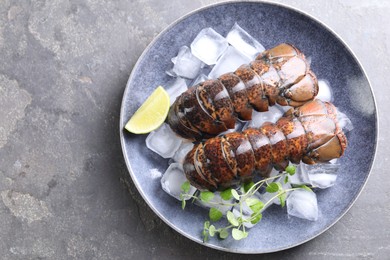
218 73 253 120
197 80 235 128
183 100 348 191
167 43 319 140
224 132 255 179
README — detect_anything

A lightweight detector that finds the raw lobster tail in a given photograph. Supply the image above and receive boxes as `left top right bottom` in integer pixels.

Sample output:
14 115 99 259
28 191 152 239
167 43 319 141
183 100 347 191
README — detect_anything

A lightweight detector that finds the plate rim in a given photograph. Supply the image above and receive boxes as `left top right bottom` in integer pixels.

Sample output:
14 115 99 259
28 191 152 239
119 0 378 254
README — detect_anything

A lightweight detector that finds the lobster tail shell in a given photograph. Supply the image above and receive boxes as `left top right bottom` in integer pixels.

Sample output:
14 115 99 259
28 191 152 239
183 100 348 191
168 43 319 140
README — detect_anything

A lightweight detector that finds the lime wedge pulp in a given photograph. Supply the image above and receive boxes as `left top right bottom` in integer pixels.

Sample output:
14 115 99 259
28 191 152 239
124 86 170 134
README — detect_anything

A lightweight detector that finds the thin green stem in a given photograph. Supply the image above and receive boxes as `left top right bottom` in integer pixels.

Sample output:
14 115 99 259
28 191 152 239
181 194 238 207
244 174 283 196
218 224 235 231
191 190 199 203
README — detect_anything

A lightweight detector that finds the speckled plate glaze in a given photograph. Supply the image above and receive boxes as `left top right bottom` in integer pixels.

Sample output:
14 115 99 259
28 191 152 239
120 1 377 254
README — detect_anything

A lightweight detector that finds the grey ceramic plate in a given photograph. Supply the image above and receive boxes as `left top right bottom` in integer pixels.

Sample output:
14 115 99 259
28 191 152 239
120 1 377 254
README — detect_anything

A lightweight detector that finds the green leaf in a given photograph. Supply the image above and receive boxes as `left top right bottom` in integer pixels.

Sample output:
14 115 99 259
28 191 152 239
219 228 229 239
202 229 209 242
266 182 280 193
232 228 248 240
227 211 239 227
286 165 296 175
220 188 233 200
284 175 289 184
278 192 287 207
181 181 191 193
209 208 223 222
245 198 264 213
200 191 214 202
245 197 260 206
181 199 186 210
231 189 240 200
243 181 255 193
209 225 216 237
204 221 210 229
202 220 210 242
299 185 313 192
250 213 262 224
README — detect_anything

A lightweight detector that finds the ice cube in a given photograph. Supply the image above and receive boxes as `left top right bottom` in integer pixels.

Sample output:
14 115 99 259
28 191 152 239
145 123 183 158
226 23 265 60
317 79 333 102
246 106 283 128
161 163 196 200
337 110 354 133
170 46 204 79
195 192 234 215
305 161 340 189
208 46 251 79
165 77 188 105
149 168 163 179
309 174 337 189
172 142 194 164
191 74 209 86
190 28 229 65
289 164 311 185
287 189 318 221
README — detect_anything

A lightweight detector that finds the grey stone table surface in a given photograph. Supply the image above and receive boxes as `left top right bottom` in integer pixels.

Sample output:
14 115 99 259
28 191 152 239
0 0 388 259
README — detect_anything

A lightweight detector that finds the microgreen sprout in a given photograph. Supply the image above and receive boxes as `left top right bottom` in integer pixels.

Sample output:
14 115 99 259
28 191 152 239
179 165 313 242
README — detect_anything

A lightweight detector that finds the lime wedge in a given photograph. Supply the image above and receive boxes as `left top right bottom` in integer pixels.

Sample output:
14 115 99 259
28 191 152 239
125 86 170 134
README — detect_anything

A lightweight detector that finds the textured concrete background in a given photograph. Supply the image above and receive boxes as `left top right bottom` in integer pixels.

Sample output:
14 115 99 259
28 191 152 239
0 0 388 259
